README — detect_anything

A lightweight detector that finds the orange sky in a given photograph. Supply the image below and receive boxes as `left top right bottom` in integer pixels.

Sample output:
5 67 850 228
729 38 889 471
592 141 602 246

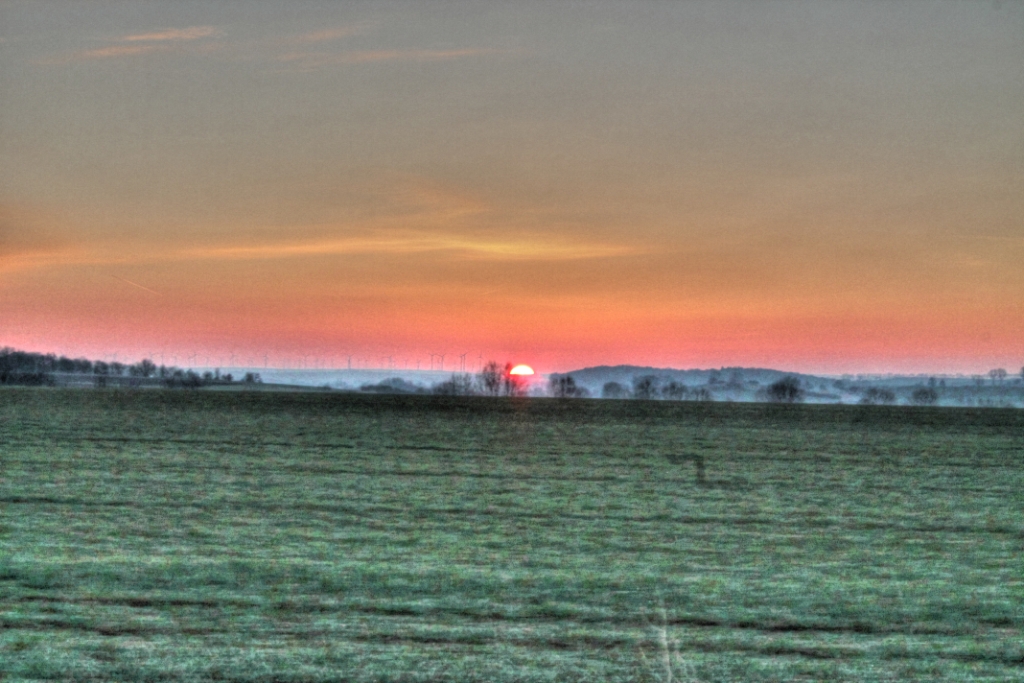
1 2 1022 374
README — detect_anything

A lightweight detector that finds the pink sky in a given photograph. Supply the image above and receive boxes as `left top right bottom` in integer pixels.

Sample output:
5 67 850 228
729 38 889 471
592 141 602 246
2 2 1022 375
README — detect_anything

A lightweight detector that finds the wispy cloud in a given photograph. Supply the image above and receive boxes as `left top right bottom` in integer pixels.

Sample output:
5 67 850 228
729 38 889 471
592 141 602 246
1 180 638 275
78 44 167 59
293 26 364 43
184 232 640 263
122 26 219 42
276 48 499 71
2 229 641 274
0 204 85 273
43 26 221 63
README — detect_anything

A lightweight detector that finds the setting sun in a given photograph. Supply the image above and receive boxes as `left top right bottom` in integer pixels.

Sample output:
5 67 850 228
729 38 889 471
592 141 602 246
509 364 535 376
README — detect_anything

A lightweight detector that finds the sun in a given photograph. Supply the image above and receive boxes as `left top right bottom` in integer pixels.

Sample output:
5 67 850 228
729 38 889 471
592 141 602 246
508 364 535 376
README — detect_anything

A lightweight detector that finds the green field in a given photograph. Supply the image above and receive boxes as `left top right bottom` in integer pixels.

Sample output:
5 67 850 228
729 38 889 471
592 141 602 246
1 389 1022 681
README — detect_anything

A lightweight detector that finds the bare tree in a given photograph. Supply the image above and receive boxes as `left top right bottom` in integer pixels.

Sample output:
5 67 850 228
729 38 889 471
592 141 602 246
478 361 504 396
661 381 687 400
477 361 526 397
433 374 476 396
601 381 629 399
129 359 157 378
500 363 527 397
911 387 939 406
989 368 1008 385
632 375 660 400
550 375 589 398
766 376 804 403
859 387 896 405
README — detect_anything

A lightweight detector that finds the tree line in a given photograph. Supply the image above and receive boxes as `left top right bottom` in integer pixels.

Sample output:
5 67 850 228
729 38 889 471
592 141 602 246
0 348 261 388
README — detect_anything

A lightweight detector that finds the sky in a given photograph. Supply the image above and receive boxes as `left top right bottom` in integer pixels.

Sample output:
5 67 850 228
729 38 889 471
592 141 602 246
1 0 1022 375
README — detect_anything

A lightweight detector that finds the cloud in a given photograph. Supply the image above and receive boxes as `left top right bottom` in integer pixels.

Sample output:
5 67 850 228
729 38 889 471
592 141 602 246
122 26 219 42
1 178 639 275
2 226 640 274
42 26 221 63
183 232 641 263
275 48 499 71
78 44 167 59
293 26 364 43
0 204 87 274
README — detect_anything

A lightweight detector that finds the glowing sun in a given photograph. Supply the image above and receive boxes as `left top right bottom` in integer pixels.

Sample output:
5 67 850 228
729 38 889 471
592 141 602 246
509 364 535 376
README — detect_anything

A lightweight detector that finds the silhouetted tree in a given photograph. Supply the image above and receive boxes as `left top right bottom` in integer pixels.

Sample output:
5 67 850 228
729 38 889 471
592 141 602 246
362 377 424 394
766 376 804 403
549 375 588 398
690 387 713 401
859 387 896 405
433 374 476 396
500 364 527 397
989 368 1007 385
129 359 157 378
632 375 660 400
601 381 629 399
478 361 504 396
661 381 687 401
911 387 939 406
477 361 526 397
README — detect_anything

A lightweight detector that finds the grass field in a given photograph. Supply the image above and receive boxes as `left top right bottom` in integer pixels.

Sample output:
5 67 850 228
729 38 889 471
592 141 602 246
1 389 1022 681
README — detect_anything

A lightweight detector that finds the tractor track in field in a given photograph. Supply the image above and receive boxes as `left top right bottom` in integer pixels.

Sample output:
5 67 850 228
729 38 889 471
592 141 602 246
3 495 1021 537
